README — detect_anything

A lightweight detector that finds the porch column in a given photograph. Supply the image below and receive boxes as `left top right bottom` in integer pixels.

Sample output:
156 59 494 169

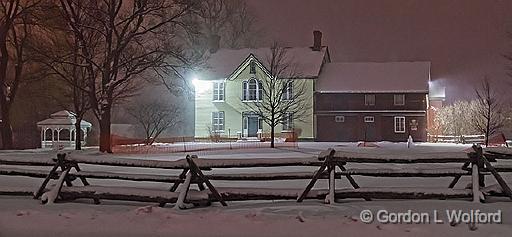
69 128 73 147
40 127 44 148
82 128 87 146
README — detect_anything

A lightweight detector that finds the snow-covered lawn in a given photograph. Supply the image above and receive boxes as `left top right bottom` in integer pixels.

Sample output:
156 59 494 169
1 142 511 236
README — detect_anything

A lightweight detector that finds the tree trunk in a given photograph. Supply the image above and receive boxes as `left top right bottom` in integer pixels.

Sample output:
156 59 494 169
485 109 491 147
74 118 82 150
270 122 275 148
99 106 112 153
0 107 13 149
0 30 13 150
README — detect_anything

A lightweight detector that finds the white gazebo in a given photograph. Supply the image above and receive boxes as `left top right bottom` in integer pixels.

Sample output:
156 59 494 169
37 110 92 149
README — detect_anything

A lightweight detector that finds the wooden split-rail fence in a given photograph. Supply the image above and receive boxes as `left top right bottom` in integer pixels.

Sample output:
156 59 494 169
1 145 511 208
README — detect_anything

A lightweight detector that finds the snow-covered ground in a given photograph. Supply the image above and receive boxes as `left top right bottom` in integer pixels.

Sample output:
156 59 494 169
1 142 511 237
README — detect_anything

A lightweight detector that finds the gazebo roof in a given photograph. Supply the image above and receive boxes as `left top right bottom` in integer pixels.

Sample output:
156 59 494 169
37 110 92 128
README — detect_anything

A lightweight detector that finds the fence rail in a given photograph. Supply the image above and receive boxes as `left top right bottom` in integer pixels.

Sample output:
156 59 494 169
1 147 512 208
428 134 485 144
111 141 298 154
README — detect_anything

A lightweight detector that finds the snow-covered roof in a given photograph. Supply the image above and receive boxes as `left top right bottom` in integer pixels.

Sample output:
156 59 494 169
197 46 329 80
37 110 92 128
316 62 431 93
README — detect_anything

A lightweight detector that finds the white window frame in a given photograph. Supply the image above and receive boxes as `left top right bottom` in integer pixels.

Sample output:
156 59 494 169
242 78 262 102
212 81 224 102
212 111 225 132
394 116 406 133
364 116 374 123
282 113 294 131
335 115 345 123
282 81 293 101
394 94 405 106
364 94 375 106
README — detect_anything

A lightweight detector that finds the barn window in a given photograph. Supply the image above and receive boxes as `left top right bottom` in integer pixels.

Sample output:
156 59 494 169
394 116 406 133
335 115 345 123
364 94 375 106
364 116 374 123
394 94 405 106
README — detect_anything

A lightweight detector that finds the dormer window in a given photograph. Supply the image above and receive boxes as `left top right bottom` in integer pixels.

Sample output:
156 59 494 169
249 61 256 74
242 78 263 101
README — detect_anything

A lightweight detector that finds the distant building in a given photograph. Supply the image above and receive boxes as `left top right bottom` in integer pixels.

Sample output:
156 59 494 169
193 31 437 142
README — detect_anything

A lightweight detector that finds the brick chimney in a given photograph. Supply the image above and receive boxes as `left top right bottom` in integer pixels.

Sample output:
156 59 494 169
312 30 322 51
209 34 221 53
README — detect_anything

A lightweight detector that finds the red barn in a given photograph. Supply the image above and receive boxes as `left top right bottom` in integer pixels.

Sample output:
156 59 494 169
314 62 431 142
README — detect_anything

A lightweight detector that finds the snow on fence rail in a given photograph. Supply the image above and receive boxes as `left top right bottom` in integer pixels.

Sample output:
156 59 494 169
111 141 298 154
428 134 485 144
1 146 512 208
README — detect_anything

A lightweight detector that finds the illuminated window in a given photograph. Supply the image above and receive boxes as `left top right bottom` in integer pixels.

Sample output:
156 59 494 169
394 116 405 133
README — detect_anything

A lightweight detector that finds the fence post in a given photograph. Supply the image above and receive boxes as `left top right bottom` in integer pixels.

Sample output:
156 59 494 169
328 164 335 204
470 145 484 202
183 136 186 152
229 129 232 150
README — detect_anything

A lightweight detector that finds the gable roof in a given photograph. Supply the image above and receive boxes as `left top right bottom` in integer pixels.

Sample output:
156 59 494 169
316 62 431 93
196 46 329 81
37 110 92 127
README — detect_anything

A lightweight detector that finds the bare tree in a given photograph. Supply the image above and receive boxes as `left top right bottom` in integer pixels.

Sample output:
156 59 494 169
473 79 505 146
195 0 259 49
127 100 180 145
435 100 479 138
0 0 44 149
55 0 200 153
223 0 259 49
243 43 311 148
34 28 91 150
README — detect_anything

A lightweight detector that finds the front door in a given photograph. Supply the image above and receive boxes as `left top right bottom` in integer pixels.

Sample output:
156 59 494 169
247 116 259 137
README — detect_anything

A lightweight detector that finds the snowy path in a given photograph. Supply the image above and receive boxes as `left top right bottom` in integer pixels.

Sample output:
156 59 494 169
1 196 511 237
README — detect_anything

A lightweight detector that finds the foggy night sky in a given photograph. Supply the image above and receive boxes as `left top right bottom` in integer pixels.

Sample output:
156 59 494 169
248 0 512 102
